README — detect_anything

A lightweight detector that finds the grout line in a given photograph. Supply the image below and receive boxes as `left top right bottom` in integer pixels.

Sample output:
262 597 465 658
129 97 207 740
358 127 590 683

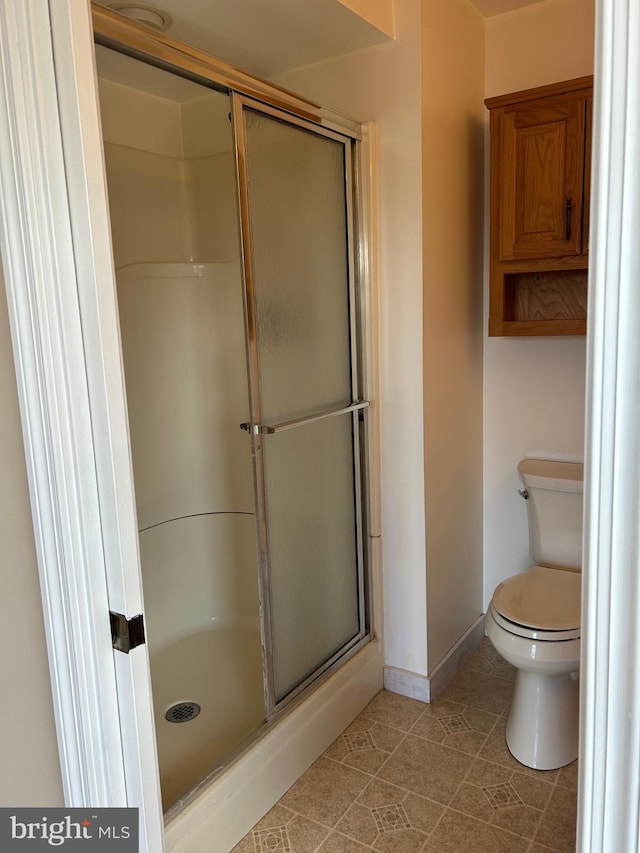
412 700 561 850
445 800 543 843
324 827 377 850
420 806 447 849
307 820 338 853
269 797 343 832
407 724 501 759
234 651 576 853
357 709 427 737
415 706 491 849
290 812 337 849
321 753 374 777
367 742 403 777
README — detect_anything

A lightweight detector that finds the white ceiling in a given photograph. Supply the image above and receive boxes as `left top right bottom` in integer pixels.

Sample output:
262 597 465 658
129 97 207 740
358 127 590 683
95 0 391 79
94 0 552 100
95 1 552 81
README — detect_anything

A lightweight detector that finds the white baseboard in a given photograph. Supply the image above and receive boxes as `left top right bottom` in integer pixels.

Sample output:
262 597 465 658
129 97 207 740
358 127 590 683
384 615 485 705
165 640 383 853
383 664 431 702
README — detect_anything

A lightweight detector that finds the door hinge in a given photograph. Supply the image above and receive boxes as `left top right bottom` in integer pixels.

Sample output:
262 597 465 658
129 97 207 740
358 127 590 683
110 611 145 654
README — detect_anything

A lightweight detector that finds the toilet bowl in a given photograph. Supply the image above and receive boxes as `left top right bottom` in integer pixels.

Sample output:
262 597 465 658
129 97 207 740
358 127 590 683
486 566 581 769
487 459 583 770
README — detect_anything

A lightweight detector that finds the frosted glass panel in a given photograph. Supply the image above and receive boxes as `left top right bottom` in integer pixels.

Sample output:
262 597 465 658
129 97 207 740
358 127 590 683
244 110 352 422
264 415 359 701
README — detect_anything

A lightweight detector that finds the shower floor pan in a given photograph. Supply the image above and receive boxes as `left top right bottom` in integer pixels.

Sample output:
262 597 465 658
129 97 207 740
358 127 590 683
150 625 264 809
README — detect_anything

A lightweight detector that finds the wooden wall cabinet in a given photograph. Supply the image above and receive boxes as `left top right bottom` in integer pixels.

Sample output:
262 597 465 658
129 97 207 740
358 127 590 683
486 76 593 336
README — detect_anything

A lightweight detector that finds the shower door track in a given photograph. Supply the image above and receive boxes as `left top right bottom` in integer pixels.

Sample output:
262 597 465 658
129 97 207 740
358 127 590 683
92 4 362 140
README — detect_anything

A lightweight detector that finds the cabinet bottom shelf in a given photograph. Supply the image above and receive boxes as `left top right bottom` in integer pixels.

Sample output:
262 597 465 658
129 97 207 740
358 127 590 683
492 318 587 336
490 268 588 336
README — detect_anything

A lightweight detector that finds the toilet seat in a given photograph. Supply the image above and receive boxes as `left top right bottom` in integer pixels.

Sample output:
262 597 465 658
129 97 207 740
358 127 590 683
489 602 580 641
491 565 581 641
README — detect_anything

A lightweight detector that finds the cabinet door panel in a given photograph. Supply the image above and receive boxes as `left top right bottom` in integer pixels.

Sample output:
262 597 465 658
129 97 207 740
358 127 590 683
499 96 586 260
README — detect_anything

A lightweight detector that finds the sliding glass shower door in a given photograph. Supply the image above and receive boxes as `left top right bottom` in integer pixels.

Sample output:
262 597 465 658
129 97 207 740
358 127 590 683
98 39 369 806
232 95 368 709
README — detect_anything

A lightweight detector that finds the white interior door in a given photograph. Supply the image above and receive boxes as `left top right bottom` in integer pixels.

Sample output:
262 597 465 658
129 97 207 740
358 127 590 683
0 2 163 850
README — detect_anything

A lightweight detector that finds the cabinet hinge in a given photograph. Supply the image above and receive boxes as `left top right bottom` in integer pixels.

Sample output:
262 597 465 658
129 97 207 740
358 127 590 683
110 611 145 654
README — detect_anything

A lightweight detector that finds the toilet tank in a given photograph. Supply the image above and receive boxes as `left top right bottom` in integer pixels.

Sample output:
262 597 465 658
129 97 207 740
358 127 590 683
518 458 584 569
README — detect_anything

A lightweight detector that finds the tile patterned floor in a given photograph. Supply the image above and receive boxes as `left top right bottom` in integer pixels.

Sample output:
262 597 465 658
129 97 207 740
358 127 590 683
232 640 578 853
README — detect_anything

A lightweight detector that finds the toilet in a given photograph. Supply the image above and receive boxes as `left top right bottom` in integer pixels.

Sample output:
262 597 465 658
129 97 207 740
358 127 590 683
486 458 583 770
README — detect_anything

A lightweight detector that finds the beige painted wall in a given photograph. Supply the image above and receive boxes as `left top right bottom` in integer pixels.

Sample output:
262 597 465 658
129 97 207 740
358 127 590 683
422 0 485 671
483 0 595 605
485 0 595 97
0 263 64 806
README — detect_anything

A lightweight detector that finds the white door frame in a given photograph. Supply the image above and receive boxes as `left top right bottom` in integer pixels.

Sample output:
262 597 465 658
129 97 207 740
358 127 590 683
578 1 640 851
0 1 164 849
0 1 637 852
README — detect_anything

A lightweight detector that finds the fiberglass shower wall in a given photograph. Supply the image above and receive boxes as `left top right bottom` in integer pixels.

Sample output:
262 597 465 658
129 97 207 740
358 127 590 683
98 56 264 809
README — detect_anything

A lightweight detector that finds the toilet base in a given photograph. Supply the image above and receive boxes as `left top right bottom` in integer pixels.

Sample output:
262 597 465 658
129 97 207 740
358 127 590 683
506 667 579 770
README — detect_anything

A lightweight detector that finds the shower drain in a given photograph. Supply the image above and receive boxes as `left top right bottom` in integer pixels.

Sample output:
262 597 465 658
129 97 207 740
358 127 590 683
165 701 201 723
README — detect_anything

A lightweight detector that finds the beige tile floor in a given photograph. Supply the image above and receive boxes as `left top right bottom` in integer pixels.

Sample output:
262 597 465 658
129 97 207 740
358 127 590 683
232 639 578 853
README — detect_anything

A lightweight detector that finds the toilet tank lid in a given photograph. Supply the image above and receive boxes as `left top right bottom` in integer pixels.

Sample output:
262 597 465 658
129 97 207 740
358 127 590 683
518 458 583 493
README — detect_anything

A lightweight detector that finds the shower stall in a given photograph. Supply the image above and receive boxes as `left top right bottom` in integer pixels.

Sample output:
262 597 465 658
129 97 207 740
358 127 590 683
95 22 374 816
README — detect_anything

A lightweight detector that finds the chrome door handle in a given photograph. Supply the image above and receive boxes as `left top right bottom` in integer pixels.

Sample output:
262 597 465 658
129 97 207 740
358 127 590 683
240 400 369 435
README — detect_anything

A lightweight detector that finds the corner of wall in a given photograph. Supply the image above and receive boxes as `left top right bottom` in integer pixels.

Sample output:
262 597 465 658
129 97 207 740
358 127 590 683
421 0 485 672
335 0 395 38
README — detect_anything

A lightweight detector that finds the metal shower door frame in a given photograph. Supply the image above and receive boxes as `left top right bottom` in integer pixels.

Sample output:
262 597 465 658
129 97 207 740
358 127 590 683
231 92 370 717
